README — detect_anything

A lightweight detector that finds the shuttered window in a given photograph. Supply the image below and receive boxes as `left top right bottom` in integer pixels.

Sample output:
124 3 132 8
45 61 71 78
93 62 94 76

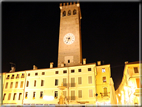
71 90 75 100
134 67 139 73
18 93 22 100
5 82 8 89
13 93 16 100
8 93 11 100
3 94 6 100
15 82 18 88
41 80 44 86
10 82 13 88
104 87 107 96
78 77 82 84
63 91 66 97
136 78 140 88
89 89 93 97
71 78 75 87
20 81 23 88
34 80 36 87
26 81 29 87
63 78 67 86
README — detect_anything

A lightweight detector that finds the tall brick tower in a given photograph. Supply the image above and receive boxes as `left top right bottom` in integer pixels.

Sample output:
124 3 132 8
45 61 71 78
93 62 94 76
58 2 82 67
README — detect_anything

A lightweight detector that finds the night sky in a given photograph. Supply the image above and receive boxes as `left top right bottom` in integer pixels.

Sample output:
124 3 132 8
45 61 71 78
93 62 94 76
2 2 139 90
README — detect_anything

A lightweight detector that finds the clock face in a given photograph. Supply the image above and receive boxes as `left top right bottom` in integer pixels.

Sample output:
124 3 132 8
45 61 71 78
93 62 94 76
63 33 75 45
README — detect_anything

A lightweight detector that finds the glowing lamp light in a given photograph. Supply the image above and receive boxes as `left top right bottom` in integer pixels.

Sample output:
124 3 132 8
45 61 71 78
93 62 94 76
43 95 54 101
118 94 120 96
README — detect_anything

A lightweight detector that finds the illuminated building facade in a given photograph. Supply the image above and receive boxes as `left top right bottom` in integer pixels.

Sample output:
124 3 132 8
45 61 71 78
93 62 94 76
115 61 141 106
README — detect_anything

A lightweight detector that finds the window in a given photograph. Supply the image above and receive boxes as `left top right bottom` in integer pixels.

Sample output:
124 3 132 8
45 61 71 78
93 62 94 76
63 70 67 73
18 93 22 100
73 9 77 15
10 82 13 88
63 91 66 97
55 71 59 74
13 93 16 100
33 92 36 99
34 80 36 87
55 79 58 86
104 87 108 96
25 92 28 98
78 90 82 98
28 73 30 76
3 94 6 100
5 82 8 89
8 93 11 100
78 69 81 72
42 72 45 75
102 68 105 73
41 80 44 86
68 60 70 63
88 76 92 84
40 91 43 98
68 10 71 16
11 75 14 79
71 78 75 87
71 90 75 100
16 74 19 79
71 70 75 73
78 77 82 84
6 75 10 79
103 77 106 83
15 82 18 88
88 68 91 71
89 89 93 97
63 78 67 86
134 67 139 73
21 73 24 78
63 11 66 17
136 78 140 88
26 81 29 87
54 91 58 99
20 81 23 88
35 73 38 76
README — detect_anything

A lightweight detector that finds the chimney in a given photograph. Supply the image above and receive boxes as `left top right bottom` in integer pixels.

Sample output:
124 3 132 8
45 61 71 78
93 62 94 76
83 58 86 64
10 67 15 72
125 61 128 64
61 62 64 67
33 65 38 70
50 62 54 68
97 61 101 66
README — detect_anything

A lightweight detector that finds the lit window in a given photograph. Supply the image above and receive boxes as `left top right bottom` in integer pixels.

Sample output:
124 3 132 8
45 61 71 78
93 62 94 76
13 93 16 100
88 68 91 71
55 71 59 74
136 78 140 88
35 73 38 76
8 93 11 100
3 93 6 100
71 70 75 73
34 80 36 87
78 77 82 84
26 81 29 87
71 90 75 100
41 80 44 86
42 72 45 75
68 10 71 16
20 81 23 88
55 79 58 86
63 91 66 97
134 67 139 73
40 91 43 98
78 69 81 72
21 73 24 78
88 76 92 84
102 68 105 73
54 91 58 99
16 74 19 79
103 77 106 83
15 82 18 88
89 89 93 97
63 70 67 73
73 9 77 15
63 11 66 17
10 82 13 88
78 90 82 98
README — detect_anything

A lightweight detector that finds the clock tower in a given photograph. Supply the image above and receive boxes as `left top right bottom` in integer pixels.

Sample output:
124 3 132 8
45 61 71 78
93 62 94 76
58 2 82 67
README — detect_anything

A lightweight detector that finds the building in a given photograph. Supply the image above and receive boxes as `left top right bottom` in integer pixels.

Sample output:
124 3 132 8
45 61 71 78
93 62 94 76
115 61 141 106
2 2 117 106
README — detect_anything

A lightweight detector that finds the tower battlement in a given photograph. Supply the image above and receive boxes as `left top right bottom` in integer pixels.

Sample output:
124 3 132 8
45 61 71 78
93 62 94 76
59 2 80 9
